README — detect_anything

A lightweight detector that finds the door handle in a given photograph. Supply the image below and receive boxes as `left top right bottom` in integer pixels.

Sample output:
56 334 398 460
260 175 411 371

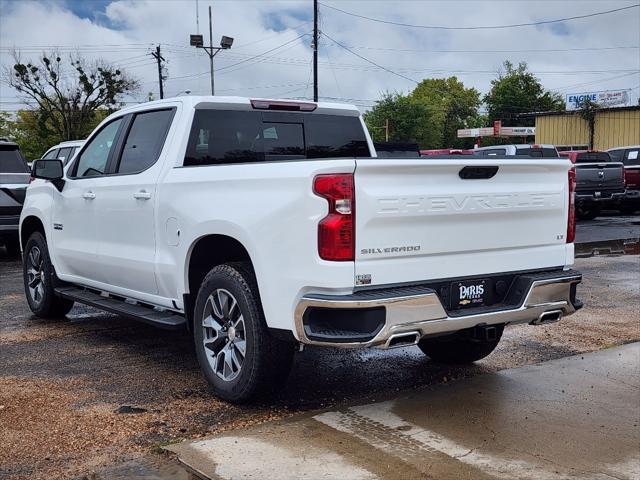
82 191 96 199
133 190 152 200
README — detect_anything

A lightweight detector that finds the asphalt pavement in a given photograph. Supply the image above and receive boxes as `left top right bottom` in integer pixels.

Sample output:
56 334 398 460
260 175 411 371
168 343 640 480
0 213 639 479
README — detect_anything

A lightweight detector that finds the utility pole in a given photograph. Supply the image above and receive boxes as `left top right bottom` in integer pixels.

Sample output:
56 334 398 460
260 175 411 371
150 45 165 99
385 118 389 142
313 0 318 102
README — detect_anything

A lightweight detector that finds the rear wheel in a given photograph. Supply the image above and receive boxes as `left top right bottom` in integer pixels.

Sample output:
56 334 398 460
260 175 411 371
193 263 295 403
576 203 601 221
22 232 74 318
418 325 504 364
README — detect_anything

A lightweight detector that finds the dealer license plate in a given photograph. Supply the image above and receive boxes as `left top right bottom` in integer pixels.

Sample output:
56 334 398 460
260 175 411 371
452 279 487 309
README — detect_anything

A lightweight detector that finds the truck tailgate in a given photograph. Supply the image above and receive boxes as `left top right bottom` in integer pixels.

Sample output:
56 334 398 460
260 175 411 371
354 158 572 287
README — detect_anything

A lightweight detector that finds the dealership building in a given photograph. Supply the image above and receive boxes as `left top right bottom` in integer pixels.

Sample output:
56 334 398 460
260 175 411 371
533 105 640 151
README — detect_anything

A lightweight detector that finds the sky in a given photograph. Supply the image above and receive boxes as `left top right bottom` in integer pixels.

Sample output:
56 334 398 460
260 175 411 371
0 0 639 114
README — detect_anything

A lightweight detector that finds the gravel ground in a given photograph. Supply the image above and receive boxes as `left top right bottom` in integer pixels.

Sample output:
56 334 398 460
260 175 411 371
0 246 638 480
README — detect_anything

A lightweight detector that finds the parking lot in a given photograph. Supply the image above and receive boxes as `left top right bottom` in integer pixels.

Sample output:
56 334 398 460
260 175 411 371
1 215 639 480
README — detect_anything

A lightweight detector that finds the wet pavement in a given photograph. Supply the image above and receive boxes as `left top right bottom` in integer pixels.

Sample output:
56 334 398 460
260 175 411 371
168 343 640 480
575 213 640 244
1 214 639 479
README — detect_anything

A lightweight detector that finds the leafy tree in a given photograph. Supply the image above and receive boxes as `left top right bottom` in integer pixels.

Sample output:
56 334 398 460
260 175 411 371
578 97 599 149
4 51 138 143
0 108 109 160
484 61 564 126
411 77 481 148
0 111 13 140
364 92 429 144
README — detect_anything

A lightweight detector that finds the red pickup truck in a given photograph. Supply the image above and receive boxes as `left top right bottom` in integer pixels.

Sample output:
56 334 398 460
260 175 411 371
607 145 640 215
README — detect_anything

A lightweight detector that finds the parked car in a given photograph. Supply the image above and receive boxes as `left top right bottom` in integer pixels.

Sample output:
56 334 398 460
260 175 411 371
41 140 85 166
607 145 640 215
420 149 473 156
559 150 625 220
0 139 30 255
21 97 582 402
474 144 559 157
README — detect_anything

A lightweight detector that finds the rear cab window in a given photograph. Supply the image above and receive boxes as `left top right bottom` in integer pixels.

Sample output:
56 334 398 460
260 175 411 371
0 144 29 173
184 110 369 166
575 152 611 163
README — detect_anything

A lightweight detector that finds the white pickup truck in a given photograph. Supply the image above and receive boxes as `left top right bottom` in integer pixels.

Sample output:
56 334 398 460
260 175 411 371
21 97 582 402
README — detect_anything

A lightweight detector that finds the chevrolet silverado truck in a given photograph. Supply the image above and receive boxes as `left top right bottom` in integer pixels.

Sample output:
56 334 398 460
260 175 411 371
1 139 30 255
559 150 625 220
20 97 582 402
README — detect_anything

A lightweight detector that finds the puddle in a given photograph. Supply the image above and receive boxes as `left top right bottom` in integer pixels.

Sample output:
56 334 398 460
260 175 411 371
575 238 640 258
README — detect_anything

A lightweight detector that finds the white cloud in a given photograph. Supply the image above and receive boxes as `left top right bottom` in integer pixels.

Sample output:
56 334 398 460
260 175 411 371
1 0 638 113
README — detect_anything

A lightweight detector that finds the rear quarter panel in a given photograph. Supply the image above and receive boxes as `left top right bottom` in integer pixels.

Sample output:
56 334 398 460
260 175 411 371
156 159 357 332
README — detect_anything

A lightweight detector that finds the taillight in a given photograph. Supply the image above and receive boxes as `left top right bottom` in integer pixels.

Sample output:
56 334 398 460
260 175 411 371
567 168 576 243
313 174 354 261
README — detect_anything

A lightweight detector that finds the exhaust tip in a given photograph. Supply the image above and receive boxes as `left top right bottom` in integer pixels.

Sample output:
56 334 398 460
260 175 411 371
385 331 421 349
531 310 563 326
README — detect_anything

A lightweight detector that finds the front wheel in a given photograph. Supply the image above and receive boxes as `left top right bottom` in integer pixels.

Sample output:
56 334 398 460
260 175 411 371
418 325 504 364
23 232 74 318
193 263 294 403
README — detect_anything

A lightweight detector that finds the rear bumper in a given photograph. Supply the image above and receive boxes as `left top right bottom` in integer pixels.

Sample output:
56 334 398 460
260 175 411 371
576 191 625 202
624 189 640 199
294 269 582 349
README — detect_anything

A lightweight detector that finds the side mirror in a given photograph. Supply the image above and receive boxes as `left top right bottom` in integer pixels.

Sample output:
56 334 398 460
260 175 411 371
32 159 65 191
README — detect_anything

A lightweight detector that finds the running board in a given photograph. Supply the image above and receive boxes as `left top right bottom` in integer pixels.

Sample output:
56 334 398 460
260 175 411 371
55 286 186 330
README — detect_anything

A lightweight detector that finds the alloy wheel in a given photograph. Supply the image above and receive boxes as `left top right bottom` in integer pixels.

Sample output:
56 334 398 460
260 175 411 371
202 288 246 382
26 246 45 306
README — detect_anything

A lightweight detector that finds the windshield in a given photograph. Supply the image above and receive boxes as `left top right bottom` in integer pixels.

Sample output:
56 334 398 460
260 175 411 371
0 146 29 173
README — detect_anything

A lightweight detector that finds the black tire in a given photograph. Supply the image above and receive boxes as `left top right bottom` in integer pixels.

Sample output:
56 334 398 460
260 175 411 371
23 232 74 318
193 263 295 403
619 204 638 215
3 235 20 257
576 203 601 221
418 325 504 364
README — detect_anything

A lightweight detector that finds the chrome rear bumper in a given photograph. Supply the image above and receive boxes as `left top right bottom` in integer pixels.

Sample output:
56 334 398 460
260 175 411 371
294 270 582 349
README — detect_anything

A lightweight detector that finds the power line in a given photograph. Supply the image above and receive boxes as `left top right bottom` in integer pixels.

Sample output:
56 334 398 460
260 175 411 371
321 32 418 84
215 33 310 73
319 2 640 30
341 45 640 54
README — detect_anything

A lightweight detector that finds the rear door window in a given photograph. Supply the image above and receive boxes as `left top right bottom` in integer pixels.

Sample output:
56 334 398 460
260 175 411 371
184 110 369 166
0 146 29 173
116 109 175 174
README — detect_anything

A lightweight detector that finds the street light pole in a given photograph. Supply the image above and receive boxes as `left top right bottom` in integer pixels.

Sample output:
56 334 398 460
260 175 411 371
189 8 233 97
208 6 214 95
313 0 318 102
